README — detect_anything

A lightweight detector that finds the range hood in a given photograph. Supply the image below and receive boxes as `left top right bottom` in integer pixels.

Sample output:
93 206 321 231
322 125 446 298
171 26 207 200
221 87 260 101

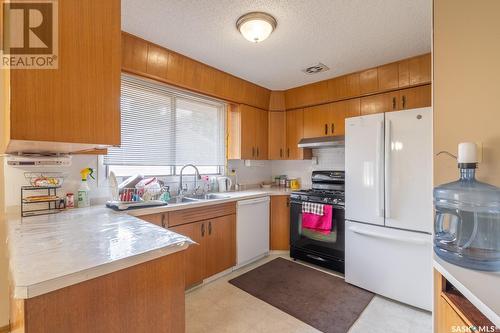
297 135 345 148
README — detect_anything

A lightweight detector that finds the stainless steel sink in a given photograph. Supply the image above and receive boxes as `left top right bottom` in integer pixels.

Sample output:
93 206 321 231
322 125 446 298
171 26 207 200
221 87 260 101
167 197 199 204
186 193 231 200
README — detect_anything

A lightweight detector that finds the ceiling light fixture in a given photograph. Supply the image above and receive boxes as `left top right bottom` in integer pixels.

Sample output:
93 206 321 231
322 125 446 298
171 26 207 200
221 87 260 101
236 12 277 43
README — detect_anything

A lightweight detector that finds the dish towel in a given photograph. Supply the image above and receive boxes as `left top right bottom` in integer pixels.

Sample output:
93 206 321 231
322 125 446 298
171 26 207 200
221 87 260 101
302 205 333 235
302 202 324 216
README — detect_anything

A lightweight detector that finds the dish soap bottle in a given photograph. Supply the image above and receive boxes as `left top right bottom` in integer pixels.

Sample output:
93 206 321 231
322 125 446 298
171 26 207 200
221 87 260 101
434 143 500 271
78 168 95 208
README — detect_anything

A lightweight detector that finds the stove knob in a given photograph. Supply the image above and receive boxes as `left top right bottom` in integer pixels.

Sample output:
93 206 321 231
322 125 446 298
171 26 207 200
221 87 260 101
323 198 329 203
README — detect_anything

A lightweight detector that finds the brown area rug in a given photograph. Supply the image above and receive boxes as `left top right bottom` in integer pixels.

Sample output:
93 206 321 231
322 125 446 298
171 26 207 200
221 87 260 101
229 257 374 333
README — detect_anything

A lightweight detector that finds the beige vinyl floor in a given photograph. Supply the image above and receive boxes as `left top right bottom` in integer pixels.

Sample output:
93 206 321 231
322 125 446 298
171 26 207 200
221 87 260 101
185 254 432 333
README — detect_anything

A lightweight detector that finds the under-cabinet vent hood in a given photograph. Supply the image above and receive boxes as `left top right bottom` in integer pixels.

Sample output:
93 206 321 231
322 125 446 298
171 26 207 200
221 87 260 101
297 135 345 148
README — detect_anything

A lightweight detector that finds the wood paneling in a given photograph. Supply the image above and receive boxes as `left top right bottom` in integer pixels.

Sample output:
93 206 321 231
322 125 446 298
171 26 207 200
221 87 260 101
283 53 431 110
270 196 290 250
205 215 236 277
169 222 206 288
15 252 186 333
268 111 287 160
7 0 121 153
122 32 271 110
359 68 379 94
168 202 236 227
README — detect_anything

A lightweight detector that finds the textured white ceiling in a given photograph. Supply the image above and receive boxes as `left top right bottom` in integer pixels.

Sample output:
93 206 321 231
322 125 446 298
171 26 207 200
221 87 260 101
122 0 431 90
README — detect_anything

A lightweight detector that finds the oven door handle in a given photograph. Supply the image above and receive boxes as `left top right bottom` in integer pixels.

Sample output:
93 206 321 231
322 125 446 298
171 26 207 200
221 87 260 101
348 226 429 246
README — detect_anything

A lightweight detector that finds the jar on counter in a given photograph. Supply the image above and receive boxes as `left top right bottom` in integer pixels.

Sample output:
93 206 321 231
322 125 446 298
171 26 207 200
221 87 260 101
66 193 75 208
285 179 291 188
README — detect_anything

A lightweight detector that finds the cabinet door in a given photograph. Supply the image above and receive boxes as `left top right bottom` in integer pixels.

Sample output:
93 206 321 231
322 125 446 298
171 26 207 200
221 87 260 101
286 109 304 159
329 102 347 136
400 85 431 110
360 94 389 115
10 0 121 147
239 105 257 159
344 98 361 118
408 54 431 86
169 221 206 289
303 104 329 138
139 213 167 228
255 108 269 160
205 215 236 277
360 68 379 94
438 296 469 333
270 196 290 250
378 63 399 91
268 112 286 160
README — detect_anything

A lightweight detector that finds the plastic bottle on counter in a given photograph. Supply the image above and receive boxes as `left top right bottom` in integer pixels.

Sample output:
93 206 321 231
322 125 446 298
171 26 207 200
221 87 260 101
77 168 95 208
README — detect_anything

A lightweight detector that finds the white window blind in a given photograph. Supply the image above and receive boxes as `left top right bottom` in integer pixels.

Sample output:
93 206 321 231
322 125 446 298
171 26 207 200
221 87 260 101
105 75 226 168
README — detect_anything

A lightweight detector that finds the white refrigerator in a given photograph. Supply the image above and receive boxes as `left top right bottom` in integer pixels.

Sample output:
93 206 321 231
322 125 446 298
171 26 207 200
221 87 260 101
345 107 433 311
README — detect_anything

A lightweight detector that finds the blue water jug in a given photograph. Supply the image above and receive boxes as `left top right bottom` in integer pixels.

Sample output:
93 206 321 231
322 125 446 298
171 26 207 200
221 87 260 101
434 156 500 271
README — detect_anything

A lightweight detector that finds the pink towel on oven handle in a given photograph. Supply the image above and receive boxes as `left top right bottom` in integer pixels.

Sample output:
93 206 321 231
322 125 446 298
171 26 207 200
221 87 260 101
302 205 333 235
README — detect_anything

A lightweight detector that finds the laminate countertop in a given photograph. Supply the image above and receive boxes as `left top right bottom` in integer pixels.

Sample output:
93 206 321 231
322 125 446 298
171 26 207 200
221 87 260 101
6 187 294 300
434 255 500 327
6 206 193 299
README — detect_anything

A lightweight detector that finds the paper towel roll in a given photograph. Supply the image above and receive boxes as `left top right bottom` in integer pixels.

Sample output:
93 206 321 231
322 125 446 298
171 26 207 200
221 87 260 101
458 142 477 163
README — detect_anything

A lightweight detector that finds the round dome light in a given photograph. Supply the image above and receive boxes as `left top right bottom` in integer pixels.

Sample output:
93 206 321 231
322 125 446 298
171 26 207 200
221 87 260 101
236 12 277 43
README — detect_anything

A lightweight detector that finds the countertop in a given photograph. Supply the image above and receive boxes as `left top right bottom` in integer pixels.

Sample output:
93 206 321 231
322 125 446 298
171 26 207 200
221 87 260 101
6 187 294 299
127 187 294 217
6 206 192 299
433 255 500 326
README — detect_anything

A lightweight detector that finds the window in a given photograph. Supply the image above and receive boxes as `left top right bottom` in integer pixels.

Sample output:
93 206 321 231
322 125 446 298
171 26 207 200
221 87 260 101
104 75 226 176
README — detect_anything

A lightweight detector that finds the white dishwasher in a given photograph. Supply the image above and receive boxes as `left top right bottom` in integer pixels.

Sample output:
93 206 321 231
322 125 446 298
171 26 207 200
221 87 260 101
236 196 270 268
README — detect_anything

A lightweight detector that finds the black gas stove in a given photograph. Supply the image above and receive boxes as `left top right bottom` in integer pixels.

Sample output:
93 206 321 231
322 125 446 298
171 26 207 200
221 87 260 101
290 170 346 273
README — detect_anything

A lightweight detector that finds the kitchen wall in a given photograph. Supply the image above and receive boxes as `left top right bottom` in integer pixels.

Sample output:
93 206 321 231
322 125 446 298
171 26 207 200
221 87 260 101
3 155 109 209
434 0 500 187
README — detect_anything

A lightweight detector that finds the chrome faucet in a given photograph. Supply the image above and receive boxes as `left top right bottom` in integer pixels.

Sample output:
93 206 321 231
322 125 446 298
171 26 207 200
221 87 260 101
178 164 201 198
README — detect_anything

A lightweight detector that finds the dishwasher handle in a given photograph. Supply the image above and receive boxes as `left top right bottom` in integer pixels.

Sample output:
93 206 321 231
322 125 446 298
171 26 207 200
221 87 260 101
237 197 270 206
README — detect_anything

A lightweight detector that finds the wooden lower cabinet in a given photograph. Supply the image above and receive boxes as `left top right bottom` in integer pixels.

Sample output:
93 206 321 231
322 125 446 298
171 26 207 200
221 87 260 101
270 196 290 250
168 212 236 289
10 252 186 333
138 213 167 227
205 215 236 277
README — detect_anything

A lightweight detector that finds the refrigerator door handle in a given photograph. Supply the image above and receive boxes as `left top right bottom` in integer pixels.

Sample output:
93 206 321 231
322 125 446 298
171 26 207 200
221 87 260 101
385 119 392 219
348 226 429 246
376 120 385 217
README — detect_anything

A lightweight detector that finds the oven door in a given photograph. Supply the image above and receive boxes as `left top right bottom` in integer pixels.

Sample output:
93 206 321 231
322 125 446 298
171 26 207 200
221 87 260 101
290 199 345 261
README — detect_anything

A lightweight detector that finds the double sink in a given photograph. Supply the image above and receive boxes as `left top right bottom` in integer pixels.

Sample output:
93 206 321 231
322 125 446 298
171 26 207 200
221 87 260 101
167 193 231 204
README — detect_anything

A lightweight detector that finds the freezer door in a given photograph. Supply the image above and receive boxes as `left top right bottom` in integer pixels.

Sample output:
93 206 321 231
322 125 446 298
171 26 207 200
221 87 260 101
345 221 432 311
384 107 432 233
345 113 385 226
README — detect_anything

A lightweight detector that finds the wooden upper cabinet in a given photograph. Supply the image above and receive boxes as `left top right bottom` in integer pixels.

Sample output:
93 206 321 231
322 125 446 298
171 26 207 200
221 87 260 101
286 109 311 160
360 93 392 115
269 91 286 111
122 33 270 110
228 104 268 160
378 62 399 91
360 68 379 94
268 111 287 160
399 54 431 88
6 0 121 153
346 73 361 97
122 33 148 73
399 84 431 110
303 104 329 138
344 98 361 118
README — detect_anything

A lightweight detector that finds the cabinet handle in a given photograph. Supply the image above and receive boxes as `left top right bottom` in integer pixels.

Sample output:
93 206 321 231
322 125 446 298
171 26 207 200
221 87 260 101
392 97 396 110
161 215 165 228
279 148 283 158
324 124 328 135
331 123 334 134
201 223 205 237
286 198 290 207
256 147 259 157
208 221 212 235
402 95 406 109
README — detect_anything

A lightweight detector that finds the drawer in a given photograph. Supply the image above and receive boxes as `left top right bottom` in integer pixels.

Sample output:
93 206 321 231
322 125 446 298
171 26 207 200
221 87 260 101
168 202 236 227
345 220 432 311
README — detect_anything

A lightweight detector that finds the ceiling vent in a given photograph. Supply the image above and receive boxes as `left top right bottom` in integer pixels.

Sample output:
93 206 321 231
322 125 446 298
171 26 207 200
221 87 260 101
302 63 330 75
